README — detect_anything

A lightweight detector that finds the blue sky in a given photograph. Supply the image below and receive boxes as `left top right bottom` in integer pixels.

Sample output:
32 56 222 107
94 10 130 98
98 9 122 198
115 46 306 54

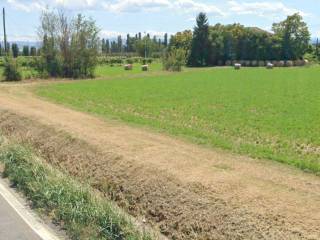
1 0 320 42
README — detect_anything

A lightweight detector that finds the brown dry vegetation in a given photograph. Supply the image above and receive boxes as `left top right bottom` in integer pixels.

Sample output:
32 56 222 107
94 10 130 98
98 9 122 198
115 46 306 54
0 84 320 239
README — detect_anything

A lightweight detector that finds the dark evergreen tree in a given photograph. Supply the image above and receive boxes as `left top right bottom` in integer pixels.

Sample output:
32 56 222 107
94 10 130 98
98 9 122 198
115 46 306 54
106 39 110 54
188 12 210 66
22 45 30 56
164 33 168 47
30 47 37 56
117 35 123 53
11 43 19 58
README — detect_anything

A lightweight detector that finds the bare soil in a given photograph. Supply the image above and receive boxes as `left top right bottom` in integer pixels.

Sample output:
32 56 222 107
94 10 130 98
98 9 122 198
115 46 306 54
0 83 319 240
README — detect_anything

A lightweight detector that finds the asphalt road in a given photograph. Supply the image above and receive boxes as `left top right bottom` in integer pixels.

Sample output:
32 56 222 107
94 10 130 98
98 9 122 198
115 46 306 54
0 193 42 240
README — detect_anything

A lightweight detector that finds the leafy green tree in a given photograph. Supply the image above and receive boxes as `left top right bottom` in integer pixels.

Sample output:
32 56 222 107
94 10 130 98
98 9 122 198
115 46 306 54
11 43 19 58
169 30 192 59
188 12 210 66
272 13 310 60
38 10 100 78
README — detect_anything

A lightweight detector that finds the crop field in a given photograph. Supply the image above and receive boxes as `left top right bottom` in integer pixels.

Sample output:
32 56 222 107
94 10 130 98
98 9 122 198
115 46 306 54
36 66 320 174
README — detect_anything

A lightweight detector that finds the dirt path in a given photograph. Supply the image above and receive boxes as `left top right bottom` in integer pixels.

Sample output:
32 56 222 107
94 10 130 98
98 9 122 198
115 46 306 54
0 83 319 239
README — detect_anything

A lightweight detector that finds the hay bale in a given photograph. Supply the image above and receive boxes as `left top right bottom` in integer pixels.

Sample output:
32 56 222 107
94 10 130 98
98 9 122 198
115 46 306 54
225 60 232 66
234 63 241 70
124 64 133 70
141 65 149 71
266 62 273 69
285 61 294 67
277 61 285 67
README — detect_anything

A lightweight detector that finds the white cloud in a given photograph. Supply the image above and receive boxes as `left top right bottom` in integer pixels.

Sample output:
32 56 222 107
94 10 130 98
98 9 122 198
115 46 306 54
7 0 223 16
228 1 308 18
102 0 224 16
7 0 46 12
103 0 171 13
174 0 225 16
54 0 98 10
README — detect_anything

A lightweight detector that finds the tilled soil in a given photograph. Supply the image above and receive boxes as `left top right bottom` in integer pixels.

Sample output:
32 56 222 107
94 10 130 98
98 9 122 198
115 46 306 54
0 84 319 239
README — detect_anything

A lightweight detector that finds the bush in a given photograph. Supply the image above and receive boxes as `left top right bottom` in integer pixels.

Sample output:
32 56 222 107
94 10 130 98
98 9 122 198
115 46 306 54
162 48 185 72
126 58 134 64
3 57 22 81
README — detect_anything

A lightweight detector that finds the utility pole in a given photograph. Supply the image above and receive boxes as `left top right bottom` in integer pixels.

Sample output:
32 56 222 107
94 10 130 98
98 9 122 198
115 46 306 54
3 7 7 55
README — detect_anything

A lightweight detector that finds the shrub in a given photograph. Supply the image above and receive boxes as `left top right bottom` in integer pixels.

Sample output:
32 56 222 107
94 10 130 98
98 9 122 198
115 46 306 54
2 57 22 81
126 58 134 64
162 48 185 72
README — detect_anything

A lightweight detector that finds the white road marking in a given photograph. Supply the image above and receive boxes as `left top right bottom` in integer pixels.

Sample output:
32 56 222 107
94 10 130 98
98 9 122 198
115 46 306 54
0 177 61 240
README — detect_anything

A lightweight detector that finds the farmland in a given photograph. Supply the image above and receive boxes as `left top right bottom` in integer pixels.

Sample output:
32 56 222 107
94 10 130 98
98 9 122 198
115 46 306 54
36 66 320 174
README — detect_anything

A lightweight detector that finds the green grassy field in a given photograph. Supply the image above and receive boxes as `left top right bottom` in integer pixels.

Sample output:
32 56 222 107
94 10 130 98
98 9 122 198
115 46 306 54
36 66 320 174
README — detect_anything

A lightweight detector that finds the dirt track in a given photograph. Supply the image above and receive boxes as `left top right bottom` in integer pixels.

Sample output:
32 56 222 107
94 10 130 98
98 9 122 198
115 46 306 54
0 83 320 239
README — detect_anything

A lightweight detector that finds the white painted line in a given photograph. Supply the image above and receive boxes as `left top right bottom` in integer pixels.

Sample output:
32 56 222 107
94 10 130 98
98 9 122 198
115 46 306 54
0 177 61 240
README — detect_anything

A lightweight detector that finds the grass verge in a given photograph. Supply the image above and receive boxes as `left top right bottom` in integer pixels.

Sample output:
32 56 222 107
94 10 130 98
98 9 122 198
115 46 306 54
0 138 155 240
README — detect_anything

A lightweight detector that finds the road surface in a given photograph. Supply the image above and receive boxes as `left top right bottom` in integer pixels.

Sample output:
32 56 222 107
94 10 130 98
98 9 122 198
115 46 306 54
0 178 61 240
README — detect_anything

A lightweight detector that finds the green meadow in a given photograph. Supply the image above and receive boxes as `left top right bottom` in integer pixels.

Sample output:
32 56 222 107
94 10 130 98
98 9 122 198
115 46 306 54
37 66 320 174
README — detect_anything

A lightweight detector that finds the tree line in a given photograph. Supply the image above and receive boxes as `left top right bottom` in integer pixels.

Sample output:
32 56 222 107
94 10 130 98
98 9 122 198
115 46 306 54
101 32 169 57
0 43 38 57
169 12 311 67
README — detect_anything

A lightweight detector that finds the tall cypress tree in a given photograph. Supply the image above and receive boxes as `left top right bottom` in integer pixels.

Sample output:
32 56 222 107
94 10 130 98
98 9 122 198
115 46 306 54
164 33 168 47
188 12 210 67
106 39 110 54
11 43 19 58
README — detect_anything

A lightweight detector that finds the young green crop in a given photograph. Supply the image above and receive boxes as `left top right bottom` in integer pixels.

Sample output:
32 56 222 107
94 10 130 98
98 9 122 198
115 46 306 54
37 66 320 174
